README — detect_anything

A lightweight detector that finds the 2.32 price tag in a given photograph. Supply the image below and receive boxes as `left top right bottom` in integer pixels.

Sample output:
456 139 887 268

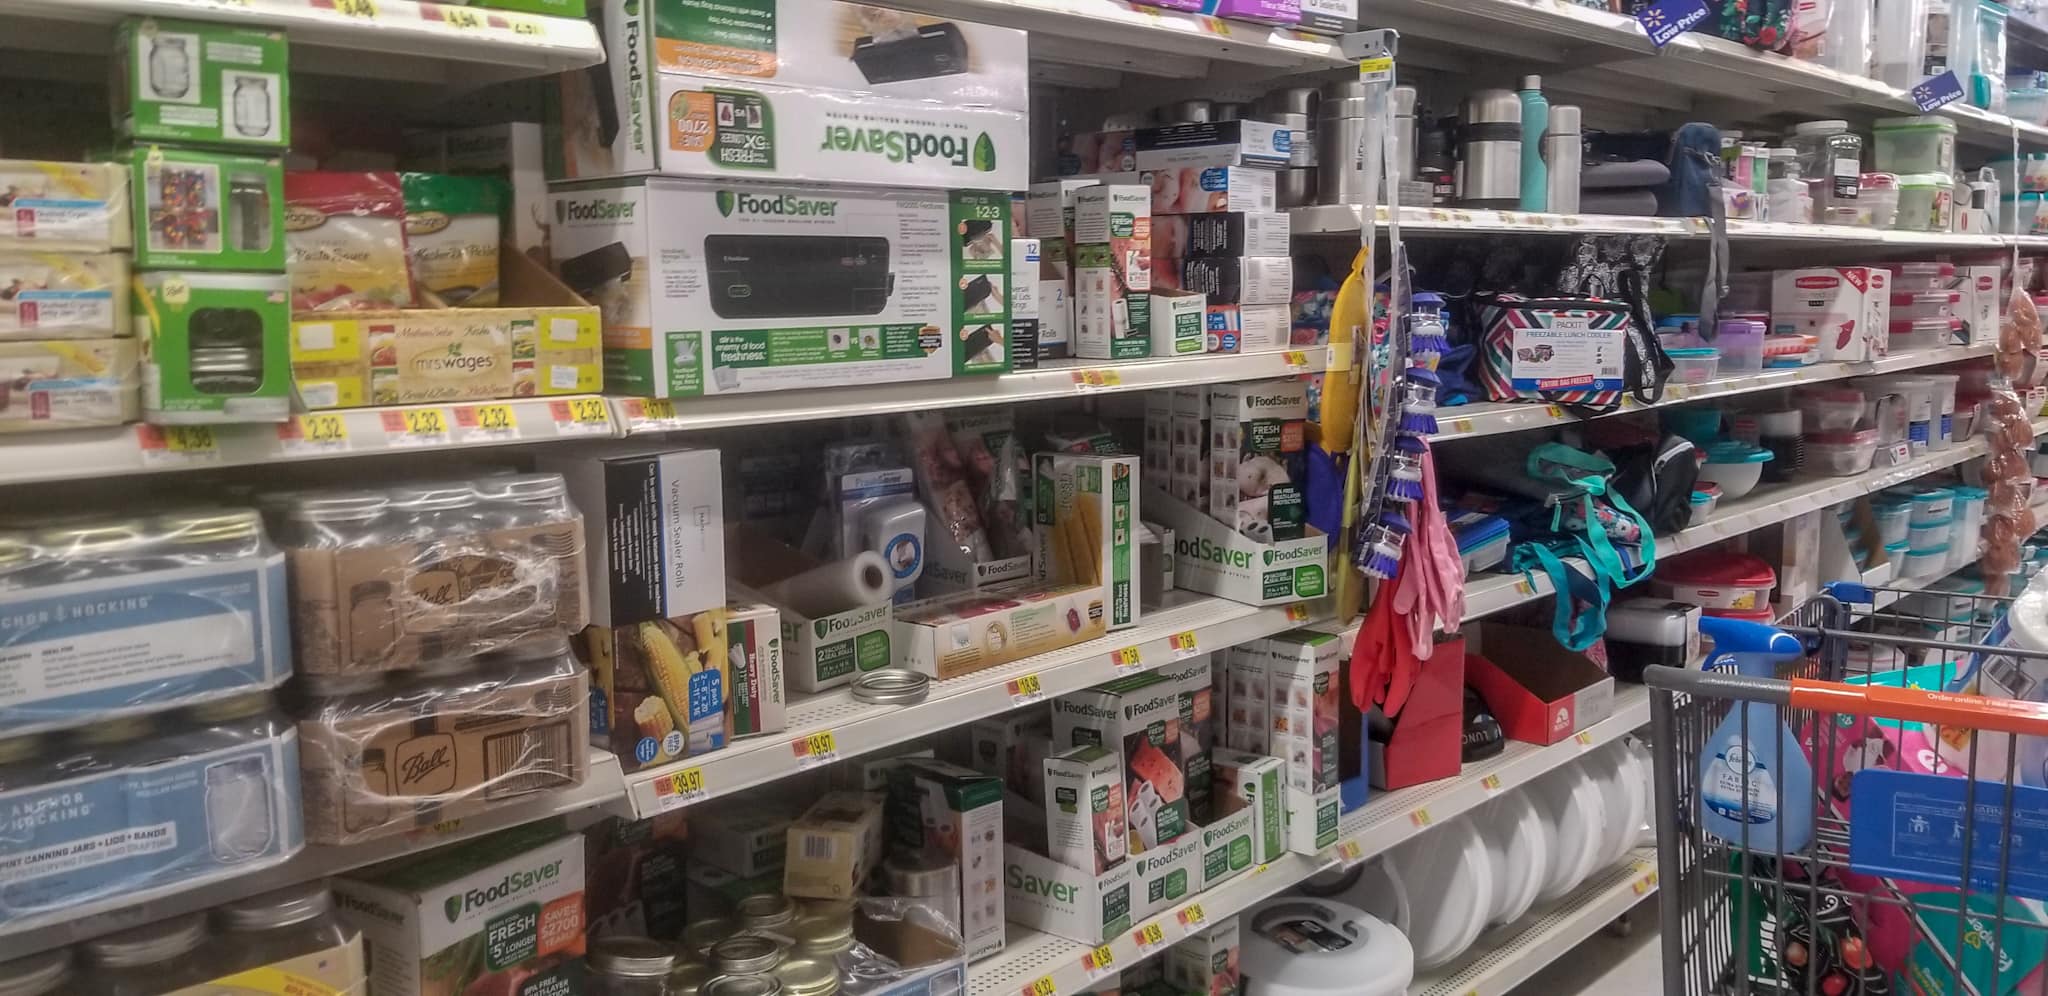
551 397 613 436
278 413 349 455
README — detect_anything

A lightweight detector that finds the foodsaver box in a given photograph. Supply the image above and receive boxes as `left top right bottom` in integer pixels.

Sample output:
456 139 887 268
333 826 585 996
582 610 731 773
886 759 1006 960
1043 743 1127 875
548 178 1011 396
1053 673 1189 854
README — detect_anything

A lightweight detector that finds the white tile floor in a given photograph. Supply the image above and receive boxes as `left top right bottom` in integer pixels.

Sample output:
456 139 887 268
1506 898 1664 996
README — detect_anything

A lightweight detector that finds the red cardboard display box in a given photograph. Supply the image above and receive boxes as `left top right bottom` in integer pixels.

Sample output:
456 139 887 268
1366 635 1464 791
1467 622 1616 745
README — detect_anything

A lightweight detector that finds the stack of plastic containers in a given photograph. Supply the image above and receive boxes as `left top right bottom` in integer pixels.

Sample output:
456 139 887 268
1890 262 1964 354
1950 485 1989 571
1902 485 1958 578
1875 117 1959 232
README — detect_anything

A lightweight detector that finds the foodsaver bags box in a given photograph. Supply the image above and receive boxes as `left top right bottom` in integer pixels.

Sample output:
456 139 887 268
548 178 1011 397
885 759 1006 960
1043 743 1127 875
726 601 786 740
1052 673 1189 854
114 17 289 149
582 609 730 774
1032 452 1140 631
334 825 585 996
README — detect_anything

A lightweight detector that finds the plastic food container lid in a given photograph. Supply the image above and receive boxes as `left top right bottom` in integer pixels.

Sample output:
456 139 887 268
1708 606 1777 621
1657 314 1699 329
1911 544 1952 556
1702 441 1773 464
1876 115 1959 130
1389 818 1492 970
1909 487 1956 503
1912 516 1954 528
1891 317 1964 333
1695 483 1723 498
1659 550 1777 588
1792 119 1852 135
1667 346 1718 358
1808 428 1880 445
1955 485 1990 500
1763 334 1816 356
1885 540 1911 552
1892 290 1962 305
1899 172 1949 190
1863 172 1901 190
1887 260 1953 278
1689 491 1712 505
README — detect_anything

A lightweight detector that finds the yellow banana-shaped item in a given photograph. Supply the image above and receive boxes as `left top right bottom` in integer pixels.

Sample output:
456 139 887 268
1317 247 1369 454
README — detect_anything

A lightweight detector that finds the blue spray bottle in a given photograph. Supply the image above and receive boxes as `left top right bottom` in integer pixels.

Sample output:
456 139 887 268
1518 75 1549 212
1697 615 1816 854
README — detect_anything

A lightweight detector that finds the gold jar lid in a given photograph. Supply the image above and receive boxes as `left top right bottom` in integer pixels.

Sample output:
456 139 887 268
734 893 797 930
790 913 854 957
772 958 839 996
159 509 263 545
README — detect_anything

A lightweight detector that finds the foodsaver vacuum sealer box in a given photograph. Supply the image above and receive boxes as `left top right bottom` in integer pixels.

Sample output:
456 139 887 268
549 177 1012 396
556 0 1026 190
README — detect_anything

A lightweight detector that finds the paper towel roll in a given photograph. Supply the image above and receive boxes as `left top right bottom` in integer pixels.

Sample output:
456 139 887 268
763 551 892 619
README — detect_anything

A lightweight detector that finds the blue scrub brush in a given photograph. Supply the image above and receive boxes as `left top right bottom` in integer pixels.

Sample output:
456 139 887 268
1386 452 1426 502
1398 378 1439 436
1358 522 1405 579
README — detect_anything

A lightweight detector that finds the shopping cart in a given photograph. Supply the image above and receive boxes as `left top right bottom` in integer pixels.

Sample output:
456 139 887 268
1646 582 2048 996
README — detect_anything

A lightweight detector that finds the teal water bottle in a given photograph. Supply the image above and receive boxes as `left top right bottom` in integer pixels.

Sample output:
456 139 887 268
1519 75 1549 212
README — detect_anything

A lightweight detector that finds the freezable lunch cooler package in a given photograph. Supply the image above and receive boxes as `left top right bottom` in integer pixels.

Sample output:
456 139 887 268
547 177 1013 397
114 17 290 150
555 0 1027 191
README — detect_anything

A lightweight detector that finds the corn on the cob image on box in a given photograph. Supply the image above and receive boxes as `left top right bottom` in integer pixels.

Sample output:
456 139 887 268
1033 452 1140 631
581 608 729 772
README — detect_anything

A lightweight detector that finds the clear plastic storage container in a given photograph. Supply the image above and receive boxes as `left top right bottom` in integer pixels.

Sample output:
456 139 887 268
1859 172 1901 227
1668 346 1720 384
1875 116 1959 174
1806 428 1881 475
1892 289 1962 321
1895 173 1952 230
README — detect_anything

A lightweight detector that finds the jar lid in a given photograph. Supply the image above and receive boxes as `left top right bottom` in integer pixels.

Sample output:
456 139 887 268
1912 544 1952 555
735 893 797 929
684 916 738 957
387 486 478 512
471 473 568 505
184 689 274 723
1792 119 1851 135
84 915 209 968
1702 441 1773 464
670 964 715 996
710 935 786 975
1666 347 1717 359
1689 491 1711 505
1658 550 1776 588
287 492 387 523
217 881 334 931
705 976 783 996
773 958 840 996
590 937 679 978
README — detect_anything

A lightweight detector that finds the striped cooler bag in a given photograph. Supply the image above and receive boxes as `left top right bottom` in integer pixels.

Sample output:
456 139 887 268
1477 294 1662 415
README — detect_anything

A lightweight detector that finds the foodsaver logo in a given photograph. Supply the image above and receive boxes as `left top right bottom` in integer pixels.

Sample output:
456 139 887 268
622 0 647 159
1178 536 1253 570
446 858 566 922
819 127 998 173
1262 544 1324 567
716 191 839 218
813 603 888 638
559 197 636 223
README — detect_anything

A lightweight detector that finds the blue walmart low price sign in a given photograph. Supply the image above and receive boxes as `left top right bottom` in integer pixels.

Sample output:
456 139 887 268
1637 0 1709 49
1913 70 1966 111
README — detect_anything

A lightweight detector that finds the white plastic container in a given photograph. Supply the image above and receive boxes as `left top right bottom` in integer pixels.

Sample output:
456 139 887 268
1909 517 1953 548
2012 88 2048 125
1697 442 1774 500
1887 260 1957 289
1874 501 1913 545
1875 117 1959 175
1895 173 1952 231
1691 484 1721 523
1892 289 1961 321
1890 317 1962 351
1883 377 1937 452
1922 372 1960 449
1904 544 1951 578
1668 346 1720 384
1798 387 1868 431
1875 0 1931 90
1908 486 1956 523
1806 428 1881 475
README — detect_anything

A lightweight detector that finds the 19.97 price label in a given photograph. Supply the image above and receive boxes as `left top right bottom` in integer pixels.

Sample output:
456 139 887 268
792 731 839 770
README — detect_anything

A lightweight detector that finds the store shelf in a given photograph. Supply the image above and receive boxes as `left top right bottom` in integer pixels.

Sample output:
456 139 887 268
1409 849 1659 996
0 0 603 83
0 750 629 961
876 0 1349 78
1428 345 1994 443
624 593 1324 820
0 396 616 487
611 349 1327 437
1295 204 2026 249
1451 418 2048 625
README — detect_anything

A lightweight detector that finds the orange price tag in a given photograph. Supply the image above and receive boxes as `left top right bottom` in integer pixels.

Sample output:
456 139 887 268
1634 871 1660 895
1133 922 1167 949
1576 730 1597 750
1177 904 1207 927
1110 646 1143 673
1481 774 1504 793
1336 840 1364 862
1026 978 1056 996
1007 673 1046 705
278 413 349 455
551 397 612 436
792 731 839 769
137 425 221 466
381 407 452 447
1283 349 1310 371
1409 809 1433 829
454 403 518 443
633 398 679 423
1285 603 1311 623
1083 946 1115 973
1169 631 1199 659
653 767 706 812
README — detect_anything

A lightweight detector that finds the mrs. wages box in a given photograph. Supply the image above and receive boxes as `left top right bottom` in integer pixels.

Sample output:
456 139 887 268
548 178 1012 398
333 827 584 996
1146 486 1327 605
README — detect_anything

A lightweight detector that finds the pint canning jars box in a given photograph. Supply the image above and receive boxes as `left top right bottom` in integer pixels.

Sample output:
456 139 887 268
114 17 290 150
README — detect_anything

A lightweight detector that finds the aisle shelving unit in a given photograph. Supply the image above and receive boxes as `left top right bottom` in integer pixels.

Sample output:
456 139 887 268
1295 204 2047 249
1408 850 1660 996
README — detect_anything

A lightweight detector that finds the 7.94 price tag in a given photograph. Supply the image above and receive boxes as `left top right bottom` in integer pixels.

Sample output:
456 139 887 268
1082 945 1114 973
1168 631 1199 660
1133 922 1166 949
793 731 839 770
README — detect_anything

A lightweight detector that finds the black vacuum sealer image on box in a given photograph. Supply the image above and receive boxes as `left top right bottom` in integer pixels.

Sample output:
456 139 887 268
704 234 894 319
850 23 969 84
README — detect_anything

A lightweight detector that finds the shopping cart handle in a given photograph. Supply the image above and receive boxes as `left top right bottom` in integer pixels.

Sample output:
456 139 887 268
1822 580 1875 606
1791 678 2048 738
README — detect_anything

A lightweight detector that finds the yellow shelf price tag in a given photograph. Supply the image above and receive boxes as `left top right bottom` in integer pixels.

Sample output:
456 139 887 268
1336 840 1364 862
634 398 679 424
1133 922 1166 949
278 413 349 455
1072 369 1124 390
1481 774 1504 793
1283 349 1310 372
454 403 519 443
1177 904 1207 928
432 3 485 28
552 397 613 436
1110 645 1143 674
1084 945 1115 973
1285 603 1311 623
1168 631 1199 660
792 730 839 770
1358 55 1394 83
1007 673 1046 706
429 818 462 835
1576 730 1597 750
327 0 377 17
1026 978 1057 996
1409 809 1433 829
381 407 452 448
654 767 707 812
137 424 221 467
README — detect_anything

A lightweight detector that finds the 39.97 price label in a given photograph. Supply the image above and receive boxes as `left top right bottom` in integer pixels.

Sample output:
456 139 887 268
653 767 706 812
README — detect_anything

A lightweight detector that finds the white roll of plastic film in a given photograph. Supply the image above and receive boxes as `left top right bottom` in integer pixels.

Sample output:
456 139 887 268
764 551 893 618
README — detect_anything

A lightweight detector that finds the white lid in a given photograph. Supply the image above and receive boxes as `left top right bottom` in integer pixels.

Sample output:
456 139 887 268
1388 818 1493 971
1605 599 1701 645
1242 898 1415 996
1585 744 1646 870
1474 792 1551 928
1339 856 1412 936
1526 763 1608 903
1791 119 1851 135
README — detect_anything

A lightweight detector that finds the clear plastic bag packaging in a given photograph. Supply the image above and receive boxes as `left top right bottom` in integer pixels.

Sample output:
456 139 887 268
1979 288 2042 592
899 411 994 563
946 411 1032 562
0 252 131 340
0 692 302 929
0 337 140 432
0 507 289 734
296 634 589 844
274 472 588 675
283 171 413 312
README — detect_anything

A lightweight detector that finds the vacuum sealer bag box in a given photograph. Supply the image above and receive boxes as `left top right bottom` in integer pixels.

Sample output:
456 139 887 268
548 177 1012 397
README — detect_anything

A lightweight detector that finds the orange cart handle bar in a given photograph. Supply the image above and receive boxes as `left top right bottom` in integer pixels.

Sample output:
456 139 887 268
1642 665 2048 739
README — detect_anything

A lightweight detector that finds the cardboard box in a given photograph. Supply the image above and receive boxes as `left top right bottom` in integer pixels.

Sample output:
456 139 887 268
971 713 1056 802
1044 743 1128 875
1053 673 1189 854
403 122 549 257
0 159 131 252
895 582 1109 679
470 0 587 16
1032 452 1140 630
785 791 886 900
1154 212 1291 259
1062 132 1137 175
887 760 1006 960
1772 266 1891 363
1961 264 2002 345
1287 785 1342 854
1208 381 1309 543
1468 623 1617 744
1136 122 1291 170
1131 827 1200 913
1003 842 1138 943
692 808 792 877
1266 631 1341 796
1168 915 1242 996
1143 391 1173 479
1212 0 1302 23
0 252 130 340
0 337 139 433
1210 748 1284 866
1167 256 1293 306
1150 488 1327 605
726 602 786 740
115 17 290 150
549 178 1010 396
1169 387 1210 507
1207 303 1289 354
560 0 1027 190
540 443 724 627
1154 655 1214 820
333 827 584 996
1011 238 1042 369
584 812 690 939
1190 805 1258 892
1073 185 1153 360
1151 288 1207 358
134 270 289 424
1298 0 1361 33
1144 167 1276 215
582 609 732 772
1370 636 1463 790
289 251 601 408
127 146 285 272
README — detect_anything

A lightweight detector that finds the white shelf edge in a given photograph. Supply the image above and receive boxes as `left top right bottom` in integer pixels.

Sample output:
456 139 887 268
1295 204 2026 248
875 0 1349 74
1410 849 1660 996
624 594 1324 820
0 750 629 960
